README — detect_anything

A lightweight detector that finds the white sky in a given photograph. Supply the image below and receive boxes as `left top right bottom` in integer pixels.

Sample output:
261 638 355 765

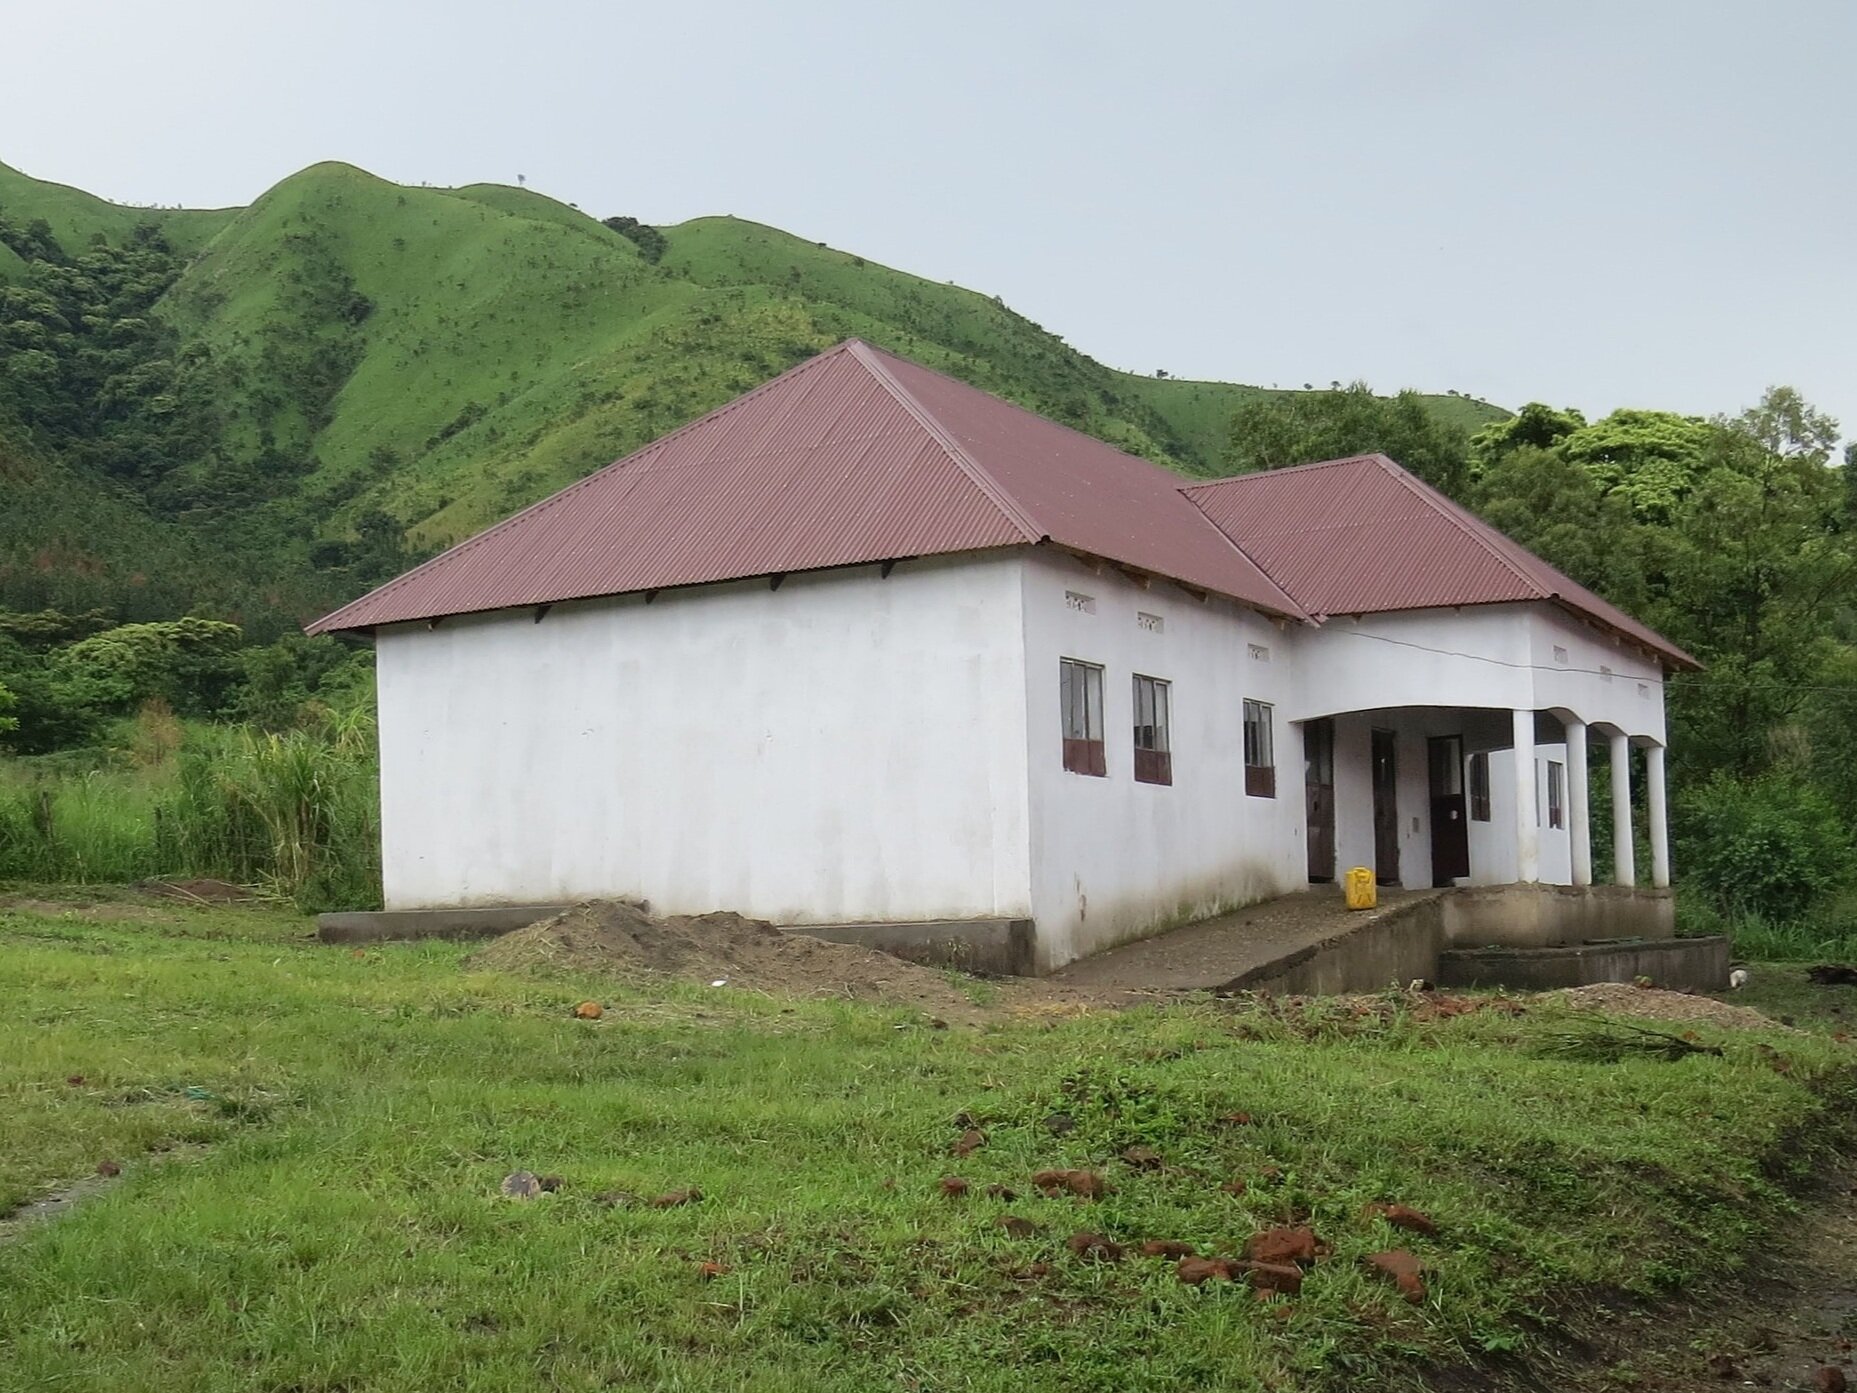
7 0 1853 435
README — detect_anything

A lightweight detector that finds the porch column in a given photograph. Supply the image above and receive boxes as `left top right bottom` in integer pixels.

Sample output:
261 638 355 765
1646 743 1670 889
1609 730 1635 886
1566 719 1592 887
1511 708 1539 883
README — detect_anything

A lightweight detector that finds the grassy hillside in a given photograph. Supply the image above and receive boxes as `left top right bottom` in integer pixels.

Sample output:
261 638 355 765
0 160 234 271
0 157 1507 632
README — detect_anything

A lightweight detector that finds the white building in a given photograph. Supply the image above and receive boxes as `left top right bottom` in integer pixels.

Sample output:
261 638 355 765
311 341 1695 972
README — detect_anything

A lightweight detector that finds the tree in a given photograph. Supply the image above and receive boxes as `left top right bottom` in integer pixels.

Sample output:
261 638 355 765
1223 383 1471 495
1468 402 1585 473
600 216 667 263
1467 445 1650 611
1557 409 1714 523
57 617 244 716
0 679 15 738
1655 399 1851 777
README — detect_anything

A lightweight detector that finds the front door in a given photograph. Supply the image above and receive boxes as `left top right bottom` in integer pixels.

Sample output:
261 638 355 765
1304 718 1335 882
1371 728 1399 886
1428 735 1470 886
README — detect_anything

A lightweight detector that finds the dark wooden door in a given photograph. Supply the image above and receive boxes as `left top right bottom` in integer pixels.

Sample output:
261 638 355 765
1371 728 1399 886
1428 735 1470 886
1304 718 1335 882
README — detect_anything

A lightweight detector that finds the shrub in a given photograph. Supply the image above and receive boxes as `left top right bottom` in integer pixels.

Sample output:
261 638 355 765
1674 773 1852 921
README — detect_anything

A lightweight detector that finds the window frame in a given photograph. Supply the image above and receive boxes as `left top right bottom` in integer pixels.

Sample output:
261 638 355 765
1242 698 1275 798
1468 751 1491 822
1547 759 1565 830
1058 658 1106 777
1131 673 1172 786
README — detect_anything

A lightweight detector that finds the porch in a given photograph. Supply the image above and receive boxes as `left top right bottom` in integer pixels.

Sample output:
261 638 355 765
1298 704 1673 944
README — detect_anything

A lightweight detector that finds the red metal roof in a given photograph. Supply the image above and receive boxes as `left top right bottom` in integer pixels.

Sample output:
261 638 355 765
1182 455 1699 670
307 345 1693 673
307 340 1304 635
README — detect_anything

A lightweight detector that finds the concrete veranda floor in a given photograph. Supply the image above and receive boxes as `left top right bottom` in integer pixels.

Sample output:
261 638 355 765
1046 887 1448 993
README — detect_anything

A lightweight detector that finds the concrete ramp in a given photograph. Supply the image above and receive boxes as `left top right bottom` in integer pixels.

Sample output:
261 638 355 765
1048 889 1449 995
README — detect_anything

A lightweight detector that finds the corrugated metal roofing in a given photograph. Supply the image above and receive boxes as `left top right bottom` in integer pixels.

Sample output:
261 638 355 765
1182 454 1699 670
307 340 1304 635
307 346 1693 673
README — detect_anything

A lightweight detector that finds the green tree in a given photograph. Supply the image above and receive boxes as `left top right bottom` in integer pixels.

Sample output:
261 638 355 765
1469 402 1586 473
57 617 244 716
601 216 667 263
1467 445 1650 611
1223 382 1471 495
0 679 16 738
1558 409 1715 523
1656 392 1851 777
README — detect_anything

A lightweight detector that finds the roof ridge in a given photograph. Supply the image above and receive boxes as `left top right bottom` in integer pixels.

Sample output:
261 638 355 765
1182 454 1383 490
854 344 1306 615
1173 486 1309 615
308 343 863 633
845 341 1045 544
1369 455 1548 599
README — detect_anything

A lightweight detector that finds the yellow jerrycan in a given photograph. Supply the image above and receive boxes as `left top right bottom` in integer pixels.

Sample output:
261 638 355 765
1344 866 1377 911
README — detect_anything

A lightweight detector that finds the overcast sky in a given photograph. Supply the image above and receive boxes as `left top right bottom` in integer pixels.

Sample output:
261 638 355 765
8 1 1853 435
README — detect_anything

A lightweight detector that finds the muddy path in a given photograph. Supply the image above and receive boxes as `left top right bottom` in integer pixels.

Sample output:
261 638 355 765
1453 1154 1857 1392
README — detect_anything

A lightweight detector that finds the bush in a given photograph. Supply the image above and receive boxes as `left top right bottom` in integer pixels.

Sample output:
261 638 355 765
1674 773 1852 921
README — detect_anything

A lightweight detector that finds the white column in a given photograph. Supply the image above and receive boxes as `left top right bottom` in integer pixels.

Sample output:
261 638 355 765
1566 719 1592 887
1512 708 1539 883
1646 743 1670 889
1609 731 1635 886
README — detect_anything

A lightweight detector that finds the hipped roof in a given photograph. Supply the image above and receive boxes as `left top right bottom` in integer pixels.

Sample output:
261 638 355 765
309 341 1695 671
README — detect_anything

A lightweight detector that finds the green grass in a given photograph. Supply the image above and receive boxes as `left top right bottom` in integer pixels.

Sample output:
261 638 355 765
1716 962 1857 1033
1679 894 1857 965
0 159 236 273
0 897 1849 1391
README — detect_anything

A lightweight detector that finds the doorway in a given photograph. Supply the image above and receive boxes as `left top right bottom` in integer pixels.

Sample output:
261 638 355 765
1371 728 1399 886
1427 735 1470 886
1304 718 1335 883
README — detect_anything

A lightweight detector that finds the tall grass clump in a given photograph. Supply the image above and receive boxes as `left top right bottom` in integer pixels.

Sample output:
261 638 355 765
0 709 381 912
1678 893 1857 964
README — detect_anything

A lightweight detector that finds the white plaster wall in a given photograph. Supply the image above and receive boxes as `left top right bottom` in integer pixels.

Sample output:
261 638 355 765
374 553 1034 922
1288 608 1535 725
1470 744 1574 886
1018 551 1305 968
1287 604 1667 744
1525 609 1666 744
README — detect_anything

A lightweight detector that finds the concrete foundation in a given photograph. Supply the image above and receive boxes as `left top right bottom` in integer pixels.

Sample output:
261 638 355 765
800 919 1037 977
1438 935 1731 993
317 902 1034 974
1441 883 1674 949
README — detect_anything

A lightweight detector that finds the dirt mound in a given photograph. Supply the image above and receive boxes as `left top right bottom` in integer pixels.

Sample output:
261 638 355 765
469 900 1030 1022
1550 982 1787 1031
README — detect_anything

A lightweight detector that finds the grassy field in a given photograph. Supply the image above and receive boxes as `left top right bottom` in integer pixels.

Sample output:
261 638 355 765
1 893 1851 1392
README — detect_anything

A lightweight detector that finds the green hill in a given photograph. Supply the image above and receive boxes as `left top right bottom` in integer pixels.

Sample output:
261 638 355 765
0 158 1507 635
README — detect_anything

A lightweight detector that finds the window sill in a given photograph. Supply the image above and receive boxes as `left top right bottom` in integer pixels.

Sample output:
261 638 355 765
1134 750 1172 786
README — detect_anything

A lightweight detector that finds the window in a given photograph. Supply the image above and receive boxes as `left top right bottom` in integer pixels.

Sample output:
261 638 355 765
1547 760 1565 830
1132 674 1172 785
1059 659 1105 776
1242 699 1275 798
1468 752 1491 821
